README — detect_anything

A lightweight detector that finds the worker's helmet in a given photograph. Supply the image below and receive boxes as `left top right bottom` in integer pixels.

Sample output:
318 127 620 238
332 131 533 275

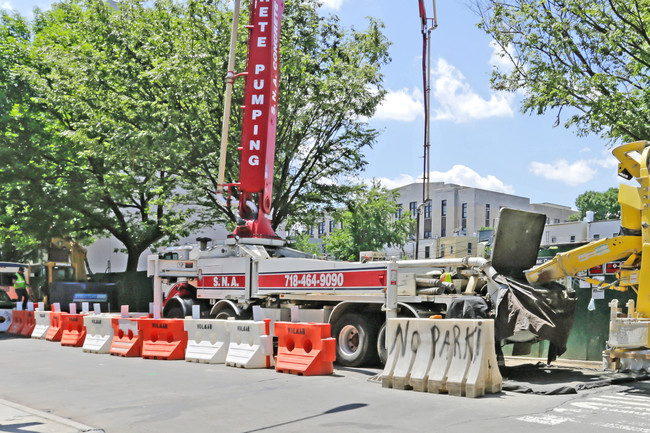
18 267 24 272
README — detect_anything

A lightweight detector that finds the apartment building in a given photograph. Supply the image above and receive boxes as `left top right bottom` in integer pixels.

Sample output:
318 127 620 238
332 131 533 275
311 182 577 259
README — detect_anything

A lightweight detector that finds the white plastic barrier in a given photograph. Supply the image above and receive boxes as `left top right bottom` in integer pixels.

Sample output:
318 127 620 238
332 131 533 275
225 319 273 369
31 311 51 339
184 319 230 364
83 315 115 354
381 318 502 398
381 318 417 390
0 309 11 333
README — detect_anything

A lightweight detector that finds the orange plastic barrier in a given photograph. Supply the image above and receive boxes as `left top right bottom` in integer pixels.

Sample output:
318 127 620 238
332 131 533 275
8 310 21 335
110 317 143 357
274 322 336 376
18 311 36 337
140 318 188 360
46 312 68 342
61 314 87 347
6 310 24 335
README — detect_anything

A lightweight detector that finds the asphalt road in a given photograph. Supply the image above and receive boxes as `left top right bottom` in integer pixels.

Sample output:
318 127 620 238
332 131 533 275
1 333 649 433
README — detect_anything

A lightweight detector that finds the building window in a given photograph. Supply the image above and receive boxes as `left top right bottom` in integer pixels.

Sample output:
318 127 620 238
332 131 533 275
424 246 430 259
424 231 431 239
440 244 445 258
395 205 402 220
553 218 560 224
551 236 557 243
461 203 467 232
329 221 336 232
318 221 325 235
485 204 490 228
308 227 314 237
409 201 417 217
593 234 600 240
424 201 432 219
570 235 576 242
468 242 472 254
450 246 454 255
441 200 447 237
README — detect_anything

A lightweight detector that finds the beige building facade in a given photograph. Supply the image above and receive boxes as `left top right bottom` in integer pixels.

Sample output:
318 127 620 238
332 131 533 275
311 182 577 259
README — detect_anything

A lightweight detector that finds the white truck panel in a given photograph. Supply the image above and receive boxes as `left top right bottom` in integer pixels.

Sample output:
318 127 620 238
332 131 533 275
196 256 251 300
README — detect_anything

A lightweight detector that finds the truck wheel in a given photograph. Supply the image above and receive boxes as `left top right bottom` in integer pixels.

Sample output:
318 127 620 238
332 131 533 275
333 313 380 367
377 322 387 366
165 305 185 318
211 304 237 320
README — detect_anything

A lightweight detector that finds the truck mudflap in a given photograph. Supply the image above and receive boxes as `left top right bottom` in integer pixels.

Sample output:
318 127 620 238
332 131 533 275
493 275 577 362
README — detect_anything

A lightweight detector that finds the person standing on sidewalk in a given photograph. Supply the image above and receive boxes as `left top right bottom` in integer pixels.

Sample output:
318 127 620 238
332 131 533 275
11 267 29 310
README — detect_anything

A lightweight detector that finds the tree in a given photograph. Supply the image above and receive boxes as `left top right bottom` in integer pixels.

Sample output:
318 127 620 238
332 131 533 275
322 183 414 261
0 11 68 262
0 0 389 270
186 0 391 231
476 0 650 142
569 187 620 221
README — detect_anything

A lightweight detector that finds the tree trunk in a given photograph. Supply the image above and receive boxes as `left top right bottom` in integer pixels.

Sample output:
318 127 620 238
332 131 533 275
125 245 147 273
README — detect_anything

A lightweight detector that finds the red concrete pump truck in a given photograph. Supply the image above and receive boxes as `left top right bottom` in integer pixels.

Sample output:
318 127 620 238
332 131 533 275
149 0 577 367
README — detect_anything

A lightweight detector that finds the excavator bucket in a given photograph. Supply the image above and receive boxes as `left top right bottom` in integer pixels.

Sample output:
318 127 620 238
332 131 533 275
489 208 577 362
491 208 546 279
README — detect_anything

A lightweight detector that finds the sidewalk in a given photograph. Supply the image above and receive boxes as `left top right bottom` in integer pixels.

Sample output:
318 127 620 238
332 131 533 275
0 398 102 433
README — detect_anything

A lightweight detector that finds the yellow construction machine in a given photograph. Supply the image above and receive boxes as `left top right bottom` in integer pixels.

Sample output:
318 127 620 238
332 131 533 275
526 140 650 369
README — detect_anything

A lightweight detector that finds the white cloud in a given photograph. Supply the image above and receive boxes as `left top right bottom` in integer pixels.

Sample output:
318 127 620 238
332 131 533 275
595 149 619 169
373 174 418 190
529 159 597 186
429 165 515 194
530 150 620 186
489 40 515 73
1 1 12 10
373 165 514 194
373 88 423 122
431 58 514 123
320 0 344 10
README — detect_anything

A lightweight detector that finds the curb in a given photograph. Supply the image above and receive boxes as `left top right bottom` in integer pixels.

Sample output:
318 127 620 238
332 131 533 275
0 398 103 432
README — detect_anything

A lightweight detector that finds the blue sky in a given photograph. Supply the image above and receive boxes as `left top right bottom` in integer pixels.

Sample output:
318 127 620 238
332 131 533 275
4 0 624 208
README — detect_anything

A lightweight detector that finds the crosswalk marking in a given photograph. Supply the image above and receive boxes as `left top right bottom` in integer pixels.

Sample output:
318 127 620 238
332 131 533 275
517 389 650 430
516 414 572 425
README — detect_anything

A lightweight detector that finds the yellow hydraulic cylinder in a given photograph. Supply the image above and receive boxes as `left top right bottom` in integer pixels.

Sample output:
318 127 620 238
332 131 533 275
526 236 642 285
636 144 650 316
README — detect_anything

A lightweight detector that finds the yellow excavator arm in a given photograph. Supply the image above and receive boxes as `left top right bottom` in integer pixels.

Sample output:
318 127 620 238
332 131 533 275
525 236 641 287
526 140 650 317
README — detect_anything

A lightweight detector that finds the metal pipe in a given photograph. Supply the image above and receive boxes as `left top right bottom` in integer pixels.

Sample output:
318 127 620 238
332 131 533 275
216 0 242 195
396 256 498 279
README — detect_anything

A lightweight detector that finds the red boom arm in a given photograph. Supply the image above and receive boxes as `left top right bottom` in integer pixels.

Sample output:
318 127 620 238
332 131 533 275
233 0 285 240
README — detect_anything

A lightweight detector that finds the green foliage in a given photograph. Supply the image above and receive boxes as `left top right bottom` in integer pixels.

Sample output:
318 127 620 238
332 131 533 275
192 0 392 229
322 183 414 261
289 233 321 256
476 0 650 142
569 188 620 221
0 0 390 270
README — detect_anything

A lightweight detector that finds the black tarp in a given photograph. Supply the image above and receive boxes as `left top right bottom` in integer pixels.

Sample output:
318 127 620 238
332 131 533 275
447 296 490 319
494 275 577 362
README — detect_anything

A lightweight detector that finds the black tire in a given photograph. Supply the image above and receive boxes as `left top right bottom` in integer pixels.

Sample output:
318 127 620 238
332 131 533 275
376 321 387 366
164 305 185 318
211 305 237 320
332 313 380 367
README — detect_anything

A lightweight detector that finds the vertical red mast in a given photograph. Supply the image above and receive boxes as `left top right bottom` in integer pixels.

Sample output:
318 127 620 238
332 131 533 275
233 0 285 240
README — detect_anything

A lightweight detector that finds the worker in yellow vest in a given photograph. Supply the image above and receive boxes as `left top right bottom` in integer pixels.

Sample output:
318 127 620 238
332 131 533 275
440 271 453 283
12 267 29 310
